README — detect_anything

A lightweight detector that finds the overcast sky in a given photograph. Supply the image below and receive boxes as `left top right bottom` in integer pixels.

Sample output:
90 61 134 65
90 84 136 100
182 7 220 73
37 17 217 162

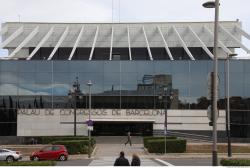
0 0 249 57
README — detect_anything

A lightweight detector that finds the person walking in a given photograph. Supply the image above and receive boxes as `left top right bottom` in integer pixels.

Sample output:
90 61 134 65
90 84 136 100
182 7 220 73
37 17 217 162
131 153 141 166
124 131 132 146
114 151 130 166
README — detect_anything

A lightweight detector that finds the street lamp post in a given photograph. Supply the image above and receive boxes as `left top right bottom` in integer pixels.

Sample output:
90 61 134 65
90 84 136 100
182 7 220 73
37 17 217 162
87 80 92 159
225 53 237 157
203 0 220 166
159 87 173 155
68 77 83 137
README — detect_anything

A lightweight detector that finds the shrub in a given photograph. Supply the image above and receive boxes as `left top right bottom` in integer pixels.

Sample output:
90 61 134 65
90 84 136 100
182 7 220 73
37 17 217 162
51 140 92 154
143 136 177 149
147 139 186 153
220 159 250 166
0 161 56 166
38 136 95 146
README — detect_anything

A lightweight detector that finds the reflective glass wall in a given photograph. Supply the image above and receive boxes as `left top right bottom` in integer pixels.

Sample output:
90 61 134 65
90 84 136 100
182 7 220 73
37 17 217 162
0 60 250 137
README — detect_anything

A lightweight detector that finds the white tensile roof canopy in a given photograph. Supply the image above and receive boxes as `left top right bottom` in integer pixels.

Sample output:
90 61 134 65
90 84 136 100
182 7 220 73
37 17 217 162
0 21 250 60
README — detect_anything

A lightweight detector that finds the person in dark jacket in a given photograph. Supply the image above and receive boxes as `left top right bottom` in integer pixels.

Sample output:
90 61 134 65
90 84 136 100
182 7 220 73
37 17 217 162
124 131 132 146
114 151 130 166
131 153 141 166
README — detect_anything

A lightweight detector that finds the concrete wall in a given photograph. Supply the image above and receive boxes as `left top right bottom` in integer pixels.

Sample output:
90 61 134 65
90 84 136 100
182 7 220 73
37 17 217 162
17 109 225 136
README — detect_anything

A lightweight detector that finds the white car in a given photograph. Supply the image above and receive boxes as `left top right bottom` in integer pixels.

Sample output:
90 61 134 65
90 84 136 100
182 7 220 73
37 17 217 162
0 149 22 162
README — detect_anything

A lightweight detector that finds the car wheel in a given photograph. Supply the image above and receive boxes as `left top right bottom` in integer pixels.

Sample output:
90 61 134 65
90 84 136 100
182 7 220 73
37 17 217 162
33 156 39 161
6 156 14 163
59 155 66 161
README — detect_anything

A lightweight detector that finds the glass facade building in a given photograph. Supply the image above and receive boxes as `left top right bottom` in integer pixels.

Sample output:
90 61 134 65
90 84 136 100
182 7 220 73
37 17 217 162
1 60 250 137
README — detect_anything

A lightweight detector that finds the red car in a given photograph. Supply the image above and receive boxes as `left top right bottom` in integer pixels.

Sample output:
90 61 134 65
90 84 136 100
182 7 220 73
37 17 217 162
30 145 68 161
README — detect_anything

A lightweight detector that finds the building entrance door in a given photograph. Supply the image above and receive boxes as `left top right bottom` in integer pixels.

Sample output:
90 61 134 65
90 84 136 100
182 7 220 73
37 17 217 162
92 121 153 136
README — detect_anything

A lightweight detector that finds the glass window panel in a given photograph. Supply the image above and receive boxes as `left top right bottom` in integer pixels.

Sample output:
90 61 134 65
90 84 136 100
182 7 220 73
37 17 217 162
171 61 189 73
0 72 18 83
121 73 137 85
104 73 120 85
244 85 250 98
189 72 206 86
36 61 52 72
154 61 172 73
190 61 209 74
54 73 70 84
230 60 244 73
172 73 189 87
53 83 70 96
190 84 206 97
0 84 18 95
104 61 120 72
36 73 52 84
18 61 36 72
53 61 69 72
244 61 250 73
136 73 155 86
137 62 154 73
174 87 189 97
76 73 103 85
103 85 120 95
18 73 36 84
120 84 138 95
35 84 53 95
244 73 250 84
121 61 137 73
18 84 37 95
230 83 244 97
0 61 18 72
69 61 103 73
218 60 226 73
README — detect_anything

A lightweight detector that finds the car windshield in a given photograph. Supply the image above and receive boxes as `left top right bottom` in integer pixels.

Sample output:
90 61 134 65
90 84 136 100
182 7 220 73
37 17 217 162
52 146 61 151
1 149 11 153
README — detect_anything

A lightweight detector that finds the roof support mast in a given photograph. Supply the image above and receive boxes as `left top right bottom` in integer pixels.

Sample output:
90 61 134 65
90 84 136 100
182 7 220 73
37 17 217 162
47 26 69 60
109 26 114 60
9 26 39 58
142 26 153 60
187 26 214 59
89 26 99 60
203 26 232 54
68 26 84 60
27 27 54 60
0 26 23 48
157 26 174 60
172 26 195 60
127 26 132 60
235 25 250 40
219 25 250 53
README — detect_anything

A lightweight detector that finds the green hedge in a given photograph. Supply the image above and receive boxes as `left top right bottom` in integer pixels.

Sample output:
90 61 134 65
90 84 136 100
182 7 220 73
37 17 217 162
38 136 95 146
220 159 250 166
51 140 92 154
0 161 56 166
143 136 177 149
147 139 186 153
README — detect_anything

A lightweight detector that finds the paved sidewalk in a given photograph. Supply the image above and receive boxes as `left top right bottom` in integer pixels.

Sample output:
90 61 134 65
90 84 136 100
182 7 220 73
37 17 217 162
89 137 165 166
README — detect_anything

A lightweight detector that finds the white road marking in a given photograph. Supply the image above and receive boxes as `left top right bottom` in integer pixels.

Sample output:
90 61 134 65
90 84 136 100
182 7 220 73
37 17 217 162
155 158 175 166
89 157 162 166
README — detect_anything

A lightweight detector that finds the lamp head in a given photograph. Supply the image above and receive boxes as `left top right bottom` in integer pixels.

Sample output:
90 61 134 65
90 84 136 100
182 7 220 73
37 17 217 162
229 53 237 58
202 1 216 8
87 80 92 86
